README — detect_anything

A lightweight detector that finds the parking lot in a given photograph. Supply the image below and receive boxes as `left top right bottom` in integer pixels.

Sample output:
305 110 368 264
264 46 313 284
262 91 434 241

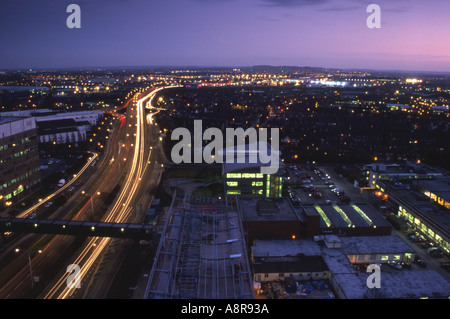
283 164 450 281
391 226 450 280
284 164 361 206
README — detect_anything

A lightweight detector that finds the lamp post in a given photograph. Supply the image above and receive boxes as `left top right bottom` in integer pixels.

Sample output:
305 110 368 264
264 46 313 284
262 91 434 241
81 191 101 220
14 248 42 289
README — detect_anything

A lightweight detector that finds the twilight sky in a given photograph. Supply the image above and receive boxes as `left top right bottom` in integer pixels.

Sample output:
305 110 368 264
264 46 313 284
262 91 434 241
0 0 449 72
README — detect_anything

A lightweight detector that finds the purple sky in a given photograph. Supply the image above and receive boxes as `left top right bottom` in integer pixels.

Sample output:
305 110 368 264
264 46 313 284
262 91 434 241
0 0 449 72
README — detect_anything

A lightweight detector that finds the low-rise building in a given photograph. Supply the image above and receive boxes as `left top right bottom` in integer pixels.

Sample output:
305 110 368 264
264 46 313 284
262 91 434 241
250 236 450 299
37 119 89 144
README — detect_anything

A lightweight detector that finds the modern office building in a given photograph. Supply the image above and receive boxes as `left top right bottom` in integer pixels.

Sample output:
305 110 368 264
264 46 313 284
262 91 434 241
222 141 283 198
0 117 41 208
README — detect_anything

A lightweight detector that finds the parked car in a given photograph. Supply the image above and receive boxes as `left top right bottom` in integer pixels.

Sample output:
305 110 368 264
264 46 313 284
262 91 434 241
421 242 434 249
413 256 427 268
402 262 412 269
429 249 444 258
312 192 322 199
387 261 402 270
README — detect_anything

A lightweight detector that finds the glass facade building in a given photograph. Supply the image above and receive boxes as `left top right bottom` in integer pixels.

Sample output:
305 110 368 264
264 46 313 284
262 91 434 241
224 169 282 198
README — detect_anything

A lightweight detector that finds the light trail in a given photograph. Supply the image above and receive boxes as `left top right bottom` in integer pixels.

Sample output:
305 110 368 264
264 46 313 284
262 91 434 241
44 88 165 299
17 152 98 219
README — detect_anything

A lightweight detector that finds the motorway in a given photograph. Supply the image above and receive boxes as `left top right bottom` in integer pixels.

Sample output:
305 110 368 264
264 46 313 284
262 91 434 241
0 86 176 298
39 86 177 299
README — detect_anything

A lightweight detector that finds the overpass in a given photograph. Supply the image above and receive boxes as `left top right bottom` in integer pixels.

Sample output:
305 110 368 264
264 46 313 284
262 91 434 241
0 217 153 240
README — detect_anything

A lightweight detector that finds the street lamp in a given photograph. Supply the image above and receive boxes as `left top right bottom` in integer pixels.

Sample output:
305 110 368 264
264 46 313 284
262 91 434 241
81 191 101 220
14 248 43 289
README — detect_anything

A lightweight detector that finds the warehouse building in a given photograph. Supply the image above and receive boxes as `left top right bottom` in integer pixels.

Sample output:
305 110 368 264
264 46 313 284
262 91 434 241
251 236 449 299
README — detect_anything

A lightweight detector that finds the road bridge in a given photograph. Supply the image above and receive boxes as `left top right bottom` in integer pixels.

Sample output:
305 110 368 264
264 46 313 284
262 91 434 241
0 217 153 240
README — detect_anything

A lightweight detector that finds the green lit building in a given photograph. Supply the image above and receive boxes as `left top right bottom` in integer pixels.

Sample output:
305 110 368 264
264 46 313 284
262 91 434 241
223 161 283 198
0 117 41 209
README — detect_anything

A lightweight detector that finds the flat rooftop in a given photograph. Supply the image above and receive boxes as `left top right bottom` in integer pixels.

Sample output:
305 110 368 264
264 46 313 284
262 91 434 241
335 270 450 299
415 178 450 203
382 181 450 235
252 238 450 298
0 116 23 125
359 161 444 175
145 195 253 299
252 236 414 259
252 235 415 276
339 236 415 255
251 238 356 275
239 197 303 222
301 202 390 229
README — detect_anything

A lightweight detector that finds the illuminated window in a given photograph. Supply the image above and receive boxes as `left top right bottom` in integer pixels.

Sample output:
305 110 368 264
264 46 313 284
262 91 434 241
381 255 389 261
242 173 256 178
227 181 238 187
393 255 401 261
226 173 241 178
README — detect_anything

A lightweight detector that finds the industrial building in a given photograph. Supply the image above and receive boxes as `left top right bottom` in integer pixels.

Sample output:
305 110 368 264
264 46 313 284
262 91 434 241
0 109 102 145
355 161 450 256
301 202 392 236
0 109 103 126
238 197 392 243
144 193 254 299
37 119 89 144
251 237 450 299
238 197 318 243
0 117 41 208
353 161 443 188
376 178 450 256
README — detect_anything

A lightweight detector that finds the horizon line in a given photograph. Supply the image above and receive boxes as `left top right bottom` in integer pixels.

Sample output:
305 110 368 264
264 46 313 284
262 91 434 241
1 65 449 76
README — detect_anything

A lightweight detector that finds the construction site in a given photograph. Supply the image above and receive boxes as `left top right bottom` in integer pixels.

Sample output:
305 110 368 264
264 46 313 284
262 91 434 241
144 192 254 299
